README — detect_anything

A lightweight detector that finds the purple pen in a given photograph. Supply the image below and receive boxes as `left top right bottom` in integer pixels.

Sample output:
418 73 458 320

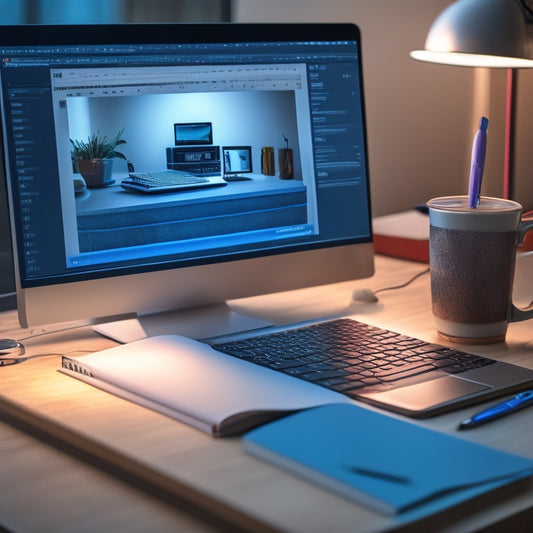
468 116 489 209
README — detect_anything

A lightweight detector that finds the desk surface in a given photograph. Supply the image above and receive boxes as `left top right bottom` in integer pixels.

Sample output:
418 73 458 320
1 255 533 532
75 172 307 214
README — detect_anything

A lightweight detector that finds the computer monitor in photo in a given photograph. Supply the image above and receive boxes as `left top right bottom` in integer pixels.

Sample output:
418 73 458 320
222 146 253 181
174 122 213 146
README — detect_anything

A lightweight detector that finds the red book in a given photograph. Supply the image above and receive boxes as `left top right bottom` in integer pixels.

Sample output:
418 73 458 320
521 211 533 251
372 211 429 263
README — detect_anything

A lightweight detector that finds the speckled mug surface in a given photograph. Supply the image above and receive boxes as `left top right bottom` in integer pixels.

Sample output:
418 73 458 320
427 196 533 344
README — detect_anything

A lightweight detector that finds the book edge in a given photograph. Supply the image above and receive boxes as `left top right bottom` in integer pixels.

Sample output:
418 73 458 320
373 234 429 263
60 355 303 437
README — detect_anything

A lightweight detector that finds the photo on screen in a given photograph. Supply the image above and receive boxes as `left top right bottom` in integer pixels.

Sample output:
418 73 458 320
51 64 319 268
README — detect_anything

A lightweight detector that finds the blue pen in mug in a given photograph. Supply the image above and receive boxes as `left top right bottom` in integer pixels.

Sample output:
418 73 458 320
467 116 488 209
426 196 533 343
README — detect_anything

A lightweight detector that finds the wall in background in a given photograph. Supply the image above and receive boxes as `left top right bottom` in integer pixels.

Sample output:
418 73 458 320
67 91 302 178
0 0 230 24
232 0 527 216
511 69 533 212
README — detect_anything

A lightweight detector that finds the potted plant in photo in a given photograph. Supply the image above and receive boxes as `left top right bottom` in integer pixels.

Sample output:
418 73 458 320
71 129 127 188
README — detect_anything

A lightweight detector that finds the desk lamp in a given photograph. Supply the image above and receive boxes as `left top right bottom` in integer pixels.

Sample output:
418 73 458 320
410 0 533 200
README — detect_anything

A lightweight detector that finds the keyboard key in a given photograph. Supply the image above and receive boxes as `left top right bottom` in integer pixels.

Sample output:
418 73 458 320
375 364 436 382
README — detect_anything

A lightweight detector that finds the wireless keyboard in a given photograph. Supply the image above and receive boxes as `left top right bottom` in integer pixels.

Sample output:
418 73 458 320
121 170 224 194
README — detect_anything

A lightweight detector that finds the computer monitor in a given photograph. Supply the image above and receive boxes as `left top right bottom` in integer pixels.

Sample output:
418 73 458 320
222 146 253 179
0 23 374 334
174 122 213 146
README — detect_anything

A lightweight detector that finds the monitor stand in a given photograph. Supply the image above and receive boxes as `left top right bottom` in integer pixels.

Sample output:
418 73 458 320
93 302 273 344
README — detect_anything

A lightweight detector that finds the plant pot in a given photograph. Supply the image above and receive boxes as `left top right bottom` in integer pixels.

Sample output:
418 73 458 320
76 158 114 188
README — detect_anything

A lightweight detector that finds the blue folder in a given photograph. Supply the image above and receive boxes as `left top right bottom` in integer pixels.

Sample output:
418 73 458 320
243 403 533 516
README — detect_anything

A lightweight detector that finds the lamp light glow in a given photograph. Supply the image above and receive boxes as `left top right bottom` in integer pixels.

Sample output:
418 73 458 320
411 0 533 68
410 50 533 69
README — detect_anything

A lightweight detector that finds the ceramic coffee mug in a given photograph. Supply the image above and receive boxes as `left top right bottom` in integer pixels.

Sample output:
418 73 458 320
427 196 533 343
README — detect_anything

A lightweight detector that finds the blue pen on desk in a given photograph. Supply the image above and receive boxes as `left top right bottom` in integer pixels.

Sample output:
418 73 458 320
459 390 533 430
468 116 489 209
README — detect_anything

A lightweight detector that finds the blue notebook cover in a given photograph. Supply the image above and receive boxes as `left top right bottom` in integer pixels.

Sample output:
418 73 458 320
243 403 533 516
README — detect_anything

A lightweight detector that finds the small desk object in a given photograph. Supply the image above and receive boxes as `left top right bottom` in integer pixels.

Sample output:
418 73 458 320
1 256 533 532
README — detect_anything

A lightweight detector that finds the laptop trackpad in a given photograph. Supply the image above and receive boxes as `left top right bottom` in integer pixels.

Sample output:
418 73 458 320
360 376 490 413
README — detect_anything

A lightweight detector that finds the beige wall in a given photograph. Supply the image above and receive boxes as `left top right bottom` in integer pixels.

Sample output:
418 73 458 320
232 0 529 215
513 69 533 211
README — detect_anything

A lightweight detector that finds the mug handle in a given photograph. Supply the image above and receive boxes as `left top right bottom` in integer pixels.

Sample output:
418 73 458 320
510 218 533 322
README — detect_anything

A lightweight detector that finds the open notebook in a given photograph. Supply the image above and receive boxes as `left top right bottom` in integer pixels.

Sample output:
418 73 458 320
60 334 350 437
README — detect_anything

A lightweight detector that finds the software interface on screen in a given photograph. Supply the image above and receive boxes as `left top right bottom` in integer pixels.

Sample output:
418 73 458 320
0 31 371 291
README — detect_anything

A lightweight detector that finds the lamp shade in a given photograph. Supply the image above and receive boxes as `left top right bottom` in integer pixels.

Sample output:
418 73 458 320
411 0 533 68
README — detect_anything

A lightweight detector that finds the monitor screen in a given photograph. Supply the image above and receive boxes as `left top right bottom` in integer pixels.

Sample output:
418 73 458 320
223 146 253 175
0 23 374 331
174 122 213 146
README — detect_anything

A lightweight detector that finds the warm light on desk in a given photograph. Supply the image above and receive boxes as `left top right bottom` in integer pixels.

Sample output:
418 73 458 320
410 0 533 200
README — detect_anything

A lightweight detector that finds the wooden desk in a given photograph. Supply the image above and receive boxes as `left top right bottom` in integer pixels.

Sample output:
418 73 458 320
1 255 532 532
